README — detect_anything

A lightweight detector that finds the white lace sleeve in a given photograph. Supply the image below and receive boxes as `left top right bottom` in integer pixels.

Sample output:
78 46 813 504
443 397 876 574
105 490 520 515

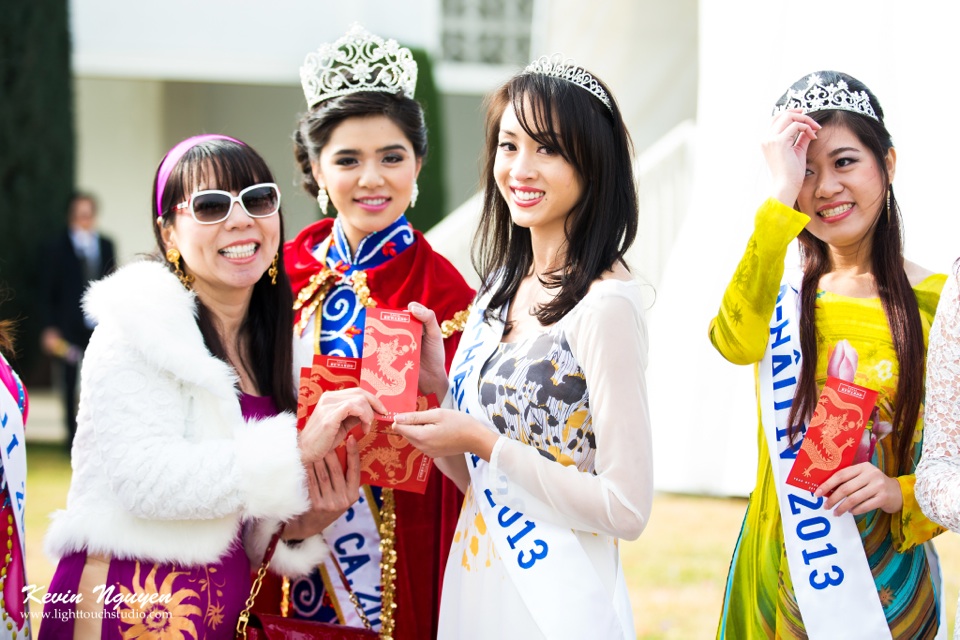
916 269 960 531
491 280 653 540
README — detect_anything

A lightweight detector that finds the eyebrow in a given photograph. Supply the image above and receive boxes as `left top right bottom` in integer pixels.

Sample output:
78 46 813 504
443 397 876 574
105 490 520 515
828 146 860 157
499 128 517 138
332 144 409 156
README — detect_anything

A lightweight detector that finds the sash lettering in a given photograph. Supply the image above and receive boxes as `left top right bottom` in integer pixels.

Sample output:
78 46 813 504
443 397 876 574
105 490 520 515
447 298 632 639
758 279 891 639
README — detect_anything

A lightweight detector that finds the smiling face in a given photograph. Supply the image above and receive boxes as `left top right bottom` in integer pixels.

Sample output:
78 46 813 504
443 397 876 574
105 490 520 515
159 177 280 301
493 102 583 240
797 122 895 252
311 115 422 252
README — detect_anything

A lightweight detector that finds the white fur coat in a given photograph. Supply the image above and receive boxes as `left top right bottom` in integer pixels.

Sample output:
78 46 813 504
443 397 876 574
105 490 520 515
45 260 326 576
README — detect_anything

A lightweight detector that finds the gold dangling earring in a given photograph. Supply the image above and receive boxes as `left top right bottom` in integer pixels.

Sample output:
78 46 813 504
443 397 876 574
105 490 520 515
268 252 279 286
409 181 419 208
886 186 892 224
316 186 329 216
166 248 194 290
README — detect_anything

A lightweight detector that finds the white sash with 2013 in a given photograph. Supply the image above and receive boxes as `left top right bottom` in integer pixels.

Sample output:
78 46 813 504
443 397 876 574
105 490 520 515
759 277 891 639
447 301 633 639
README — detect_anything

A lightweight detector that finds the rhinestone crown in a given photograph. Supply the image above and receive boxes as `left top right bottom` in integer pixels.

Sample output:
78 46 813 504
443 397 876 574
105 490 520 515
773 73 878 121
300 24 417 109
524 54 612 112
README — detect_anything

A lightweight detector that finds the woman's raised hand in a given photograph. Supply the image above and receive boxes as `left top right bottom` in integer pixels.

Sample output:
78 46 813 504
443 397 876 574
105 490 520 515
407 302 449 400
298 387 387 464
763 108 821 207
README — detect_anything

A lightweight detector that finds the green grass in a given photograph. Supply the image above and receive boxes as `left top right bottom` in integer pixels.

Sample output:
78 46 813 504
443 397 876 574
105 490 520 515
22 447 960 639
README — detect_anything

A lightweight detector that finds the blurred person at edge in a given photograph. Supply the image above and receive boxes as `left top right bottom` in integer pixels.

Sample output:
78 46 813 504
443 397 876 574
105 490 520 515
266 24 475 639
0 316 29 639
916 259 960 640
38 134 386 640
393 56 653 639
39 192 116 450
711 71 946 639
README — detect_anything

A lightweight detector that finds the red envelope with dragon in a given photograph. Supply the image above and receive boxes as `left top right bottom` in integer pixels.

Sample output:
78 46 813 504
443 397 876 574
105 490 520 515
786 376 879 492
335 393 439 494
296 356 362 431
360 308 422 418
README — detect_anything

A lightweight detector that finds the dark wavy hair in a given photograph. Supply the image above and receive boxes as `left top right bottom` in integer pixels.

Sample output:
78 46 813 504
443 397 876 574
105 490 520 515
474 68 637 326
293 91 428 203
779 71 923 475
151 138 296 412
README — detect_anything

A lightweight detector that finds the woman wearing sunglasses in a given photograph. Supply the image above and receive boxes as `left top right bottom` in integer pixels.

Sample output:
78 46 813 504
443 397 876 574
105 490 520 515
274 25 475 639
39 134 386 639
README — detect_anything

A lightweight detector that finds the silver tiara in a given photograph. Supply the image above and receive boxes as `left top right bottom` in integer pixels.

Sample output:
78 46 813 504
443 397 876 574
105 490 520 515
524 54 612 112
300 24 418 109
773 73 878 121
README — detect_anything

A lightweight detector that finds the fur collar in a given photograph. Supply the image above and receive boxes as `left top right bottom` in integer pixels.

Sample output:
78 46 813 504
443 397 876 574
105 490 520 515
83 260 238 400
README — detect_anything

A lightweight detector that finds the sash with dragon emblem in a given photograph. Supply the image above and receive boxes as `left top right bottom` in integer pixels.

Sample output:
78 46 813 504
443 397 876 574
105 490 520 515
758 275 891 639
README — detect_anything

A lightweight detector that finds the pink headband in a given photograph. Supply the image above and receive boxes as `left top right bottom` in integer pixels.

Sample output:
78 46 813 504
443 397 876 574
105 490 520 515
155 134 244 217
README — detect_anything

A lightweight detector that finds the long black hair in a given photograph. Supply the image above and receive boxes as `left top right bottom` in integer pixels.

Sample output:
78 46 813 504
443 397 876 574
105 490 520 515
151 138 296 412
780 71 924 475
474 68 638 325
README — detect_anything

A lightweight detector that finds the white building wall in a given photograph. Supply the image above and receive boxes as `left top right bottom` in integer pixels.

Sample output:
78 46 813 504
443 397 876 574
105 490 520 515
75 78 166 264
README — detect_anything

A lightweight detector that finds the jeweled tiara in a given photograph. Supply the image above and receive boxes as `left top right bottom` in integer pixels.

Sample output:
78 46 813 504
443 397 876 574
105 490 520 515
524 54 612 112
773 73 878 121
300 24 418 109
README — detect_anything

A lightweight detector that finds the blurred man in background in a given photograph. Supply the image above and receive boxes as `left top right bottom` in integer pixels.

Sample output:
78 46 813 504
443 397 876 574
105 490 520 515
39 193 116 450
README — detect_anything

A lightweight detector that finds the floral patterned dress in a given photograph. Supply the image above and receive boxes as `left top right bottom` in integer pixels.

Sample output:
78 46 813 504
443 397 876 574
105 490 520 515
711 198 946 639
438 279 653 638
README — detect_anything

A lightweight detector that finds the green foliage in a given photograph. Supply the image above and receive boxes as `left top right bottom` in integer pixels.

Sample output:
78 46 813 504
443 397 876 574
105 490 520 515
406 47 447 232
0 0 73 382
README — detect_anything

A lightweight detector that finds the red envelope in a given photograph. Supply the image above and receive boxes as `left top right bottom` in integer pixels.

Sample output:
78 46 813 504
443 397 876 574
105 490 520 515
297 356 361 431
335 394 439 494
360 308 422 419
296 366 319 432
302 309 434 494
786 376 879 492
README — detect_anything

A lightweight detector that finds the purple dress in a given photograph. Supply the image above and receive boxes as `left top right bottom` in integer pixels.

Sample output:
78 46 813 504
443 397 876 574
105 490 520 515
40 394 277 640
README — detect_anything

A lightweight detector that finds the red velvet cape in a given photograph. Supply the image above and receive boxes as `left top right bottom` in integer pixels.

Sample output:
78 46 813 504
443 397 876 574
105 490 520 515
286 218 475 639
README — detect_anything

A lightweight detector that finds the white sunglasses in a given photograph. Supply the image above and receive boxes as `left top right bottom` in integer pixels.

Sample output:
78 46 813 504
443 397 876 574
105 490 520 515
174 183 281 225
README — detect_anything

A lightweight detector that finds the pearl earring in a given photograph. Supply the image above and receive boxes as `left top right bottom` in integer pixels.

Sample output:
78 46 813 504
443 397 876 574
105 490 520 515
410 182 419 209
316 187 329 216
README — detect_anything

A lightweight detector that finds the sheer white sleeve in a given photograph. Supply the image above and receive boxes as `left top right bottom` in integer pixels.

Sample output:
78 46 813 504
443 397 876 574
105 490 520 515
916 269 960 532
491 280 653 540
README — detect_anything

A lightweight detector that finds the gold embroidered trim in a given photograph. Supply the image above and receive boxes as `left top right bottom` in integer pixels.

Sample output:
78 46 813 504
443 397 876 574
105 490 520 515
379 488 398 639
440 308 471 339
280 577 290 617
293 268 378 336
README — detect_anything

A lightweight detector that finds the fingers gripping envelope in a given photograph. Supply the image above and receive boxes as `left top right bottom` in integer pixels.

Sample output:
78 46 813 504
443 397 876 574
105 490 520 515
297 308 437 494
785 376 879 493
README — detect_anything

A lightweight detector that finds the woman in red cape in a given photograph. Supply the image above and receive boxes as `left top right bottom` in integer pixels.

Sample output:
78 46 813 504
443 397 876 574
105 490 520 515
263 25 474 640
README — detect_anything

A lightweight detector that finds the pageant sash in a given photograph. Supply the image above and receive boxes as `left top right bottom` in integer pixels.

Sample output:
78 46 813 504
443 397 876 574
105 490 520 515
449 302 632 640
295 290 383 628
318 487 382 628
0 378 26 613
759 278 891 639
